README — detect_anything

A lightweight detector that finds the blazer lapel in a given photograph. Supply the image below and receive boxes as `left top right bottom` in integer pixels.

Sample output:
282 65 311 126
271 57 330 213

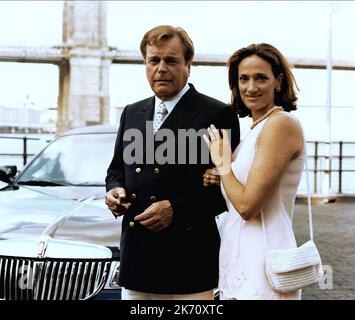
135 96 154 131
160 85 200 132
135 97 155 159
132 86 201 163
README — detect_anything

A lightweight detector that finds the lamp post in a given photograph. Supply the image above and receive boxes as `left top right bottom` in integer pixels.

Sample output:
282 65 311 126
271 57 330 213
22 94 34 133
322 8 333 195
321 2 339 201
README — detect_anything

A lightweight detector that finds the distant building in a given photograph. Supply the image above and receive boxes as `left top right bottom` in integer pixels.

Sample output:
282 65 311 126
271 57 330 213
0 105 55 133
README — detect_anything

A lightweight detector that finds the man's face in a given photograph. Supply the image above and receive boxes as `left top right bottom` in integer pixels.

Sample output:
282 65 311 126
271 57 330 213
145 36 190 101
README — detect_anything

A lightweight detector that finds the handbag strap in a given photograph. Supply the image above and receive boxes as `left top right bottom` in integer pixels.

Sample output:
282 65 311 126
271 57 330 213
261 138 314 250
304 140 314 241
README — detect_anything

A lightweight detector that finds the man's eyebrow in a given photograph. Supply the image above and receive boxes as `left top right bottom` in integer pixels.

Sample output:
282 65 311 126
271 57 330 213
147 55 160 60
164 56 180 61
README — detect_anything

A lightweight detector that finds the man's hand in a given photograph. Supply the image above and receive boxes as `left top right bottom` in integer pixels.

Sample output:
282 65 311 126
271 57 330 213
134 200 173 232
203 168 221 186
105 187 131 218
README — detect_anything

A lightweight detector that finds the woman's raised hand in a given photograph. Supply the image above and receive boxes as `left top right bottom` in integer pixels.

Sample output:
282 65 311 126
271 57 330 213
203 124 232 176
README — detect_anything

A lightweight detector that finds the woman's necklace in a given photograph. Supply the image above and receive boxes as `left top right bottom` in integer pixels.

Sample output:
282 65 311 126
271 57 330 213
250 106 284 129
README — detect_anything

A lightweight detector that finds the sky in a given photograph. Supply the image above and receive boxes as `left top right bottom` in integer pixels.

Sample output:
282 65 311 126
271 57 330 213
0 1 355 140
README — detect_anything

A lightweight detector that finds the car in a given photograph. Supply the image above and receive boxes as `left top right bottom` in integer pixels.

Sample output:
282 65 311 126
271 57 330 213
0 125 122 300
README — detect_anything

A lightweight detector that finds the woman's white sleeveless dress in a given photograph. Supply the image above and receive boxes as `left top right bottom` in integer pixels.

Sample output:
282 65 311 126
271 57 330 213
219 114 303 300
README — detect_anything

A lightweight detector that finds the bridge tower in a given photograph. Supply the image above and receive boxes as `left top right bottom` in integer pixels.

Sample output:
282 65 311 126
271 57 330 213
58 1 110 133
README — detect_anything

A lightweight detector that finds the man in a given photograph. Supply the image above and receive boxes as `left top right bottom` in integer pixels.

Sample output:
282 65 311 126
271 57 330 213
105 25 240 300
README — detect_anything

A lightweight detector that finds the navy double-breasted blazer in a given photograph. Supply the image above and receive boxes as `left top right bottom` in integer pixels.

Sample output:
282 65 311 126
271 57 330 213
106 84 240 294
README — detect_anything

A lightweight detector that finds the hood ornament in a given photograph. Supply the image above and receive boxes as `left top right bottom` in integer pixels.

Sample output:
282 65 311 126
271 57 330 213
37 238 49 258
37 196 95 258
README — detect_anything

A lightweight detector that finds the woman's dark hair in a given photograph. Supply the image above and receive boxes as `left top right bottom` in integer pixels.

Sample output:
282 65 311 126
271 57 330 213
140 25 194 65
227 43 299 118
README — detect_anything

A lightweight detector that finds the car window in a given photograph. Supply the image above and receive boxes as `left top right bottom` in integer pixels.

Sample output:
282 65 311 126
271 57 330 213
18 133 115 185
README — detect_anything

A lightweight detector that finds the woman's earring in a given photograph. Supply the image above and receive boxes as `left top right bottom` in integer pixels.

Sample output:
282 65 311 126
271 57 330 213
275 86 281 92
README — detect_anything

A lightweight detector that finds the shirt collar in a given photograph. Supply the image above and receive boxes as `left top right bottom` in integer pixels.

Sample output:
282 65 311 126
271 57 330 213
154 83 190 114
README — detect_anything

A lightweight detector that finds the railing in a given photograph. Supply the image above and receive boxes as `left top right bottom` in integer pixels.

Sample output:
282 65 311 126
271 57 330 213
0 136 354 194
0 136 39 166
0 135 52 167
307 141 355 194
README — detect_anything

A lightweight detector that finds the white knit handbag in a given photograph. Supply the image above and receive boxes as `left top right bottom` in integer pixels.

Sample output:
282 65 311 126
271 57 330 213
262 145 324 293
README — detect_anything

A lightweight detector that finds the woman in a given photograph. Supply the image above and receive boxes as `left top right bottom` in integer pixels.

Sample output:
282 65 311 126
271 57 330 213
203 43 304 300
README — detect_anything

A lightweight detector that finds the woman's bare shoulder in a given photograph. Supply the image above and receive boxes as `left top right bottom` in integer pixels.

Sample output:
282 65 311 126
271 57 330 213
263 111 302 136
257 112 304 154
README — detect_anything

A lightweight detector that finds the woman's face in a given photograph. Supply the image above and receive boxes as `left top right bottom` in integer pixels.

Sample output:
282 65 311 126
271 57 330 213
238 54 282 117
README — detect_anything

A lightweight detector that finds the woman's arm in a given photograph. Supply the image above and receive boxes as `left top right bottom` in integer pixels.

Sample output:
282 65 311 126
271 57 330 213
205 113 303 221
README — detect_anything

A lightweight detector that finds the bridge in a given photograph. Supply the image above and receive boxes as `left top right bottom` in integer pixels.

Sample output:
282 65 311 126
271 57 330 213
1 1 355 133
2 45 355 69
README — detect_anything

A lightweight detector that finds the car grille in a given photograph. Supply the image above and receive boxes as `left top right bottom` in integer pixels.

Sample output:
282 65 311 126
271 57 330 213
0 256 112 300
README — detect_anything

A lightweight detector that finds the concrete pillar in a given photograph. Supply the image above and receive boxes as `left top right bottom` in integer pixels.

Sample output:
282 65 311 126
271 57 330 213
57 1 110 133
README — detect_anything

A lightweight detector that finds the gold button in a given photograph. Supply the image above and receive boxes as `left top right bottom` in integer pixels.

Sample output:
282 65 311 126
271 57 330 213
135 167 141 173
131 193 136 200
129 221 135 228
150 195 156 201
154 168 160 174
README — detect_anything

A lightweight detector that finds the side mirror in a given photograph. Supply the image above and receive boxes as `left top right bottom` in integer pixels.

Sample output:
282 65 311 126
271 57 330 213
0 166 17 183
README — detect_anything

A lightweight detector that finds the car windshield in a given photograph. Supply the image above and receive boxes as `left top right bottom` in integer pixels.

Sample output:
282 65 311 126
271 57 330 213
17 133 115 186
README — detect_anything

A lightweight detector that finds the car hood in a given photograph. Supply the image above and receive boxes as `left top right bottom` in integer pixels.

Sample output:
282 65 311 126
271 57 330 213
0 185 121 247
